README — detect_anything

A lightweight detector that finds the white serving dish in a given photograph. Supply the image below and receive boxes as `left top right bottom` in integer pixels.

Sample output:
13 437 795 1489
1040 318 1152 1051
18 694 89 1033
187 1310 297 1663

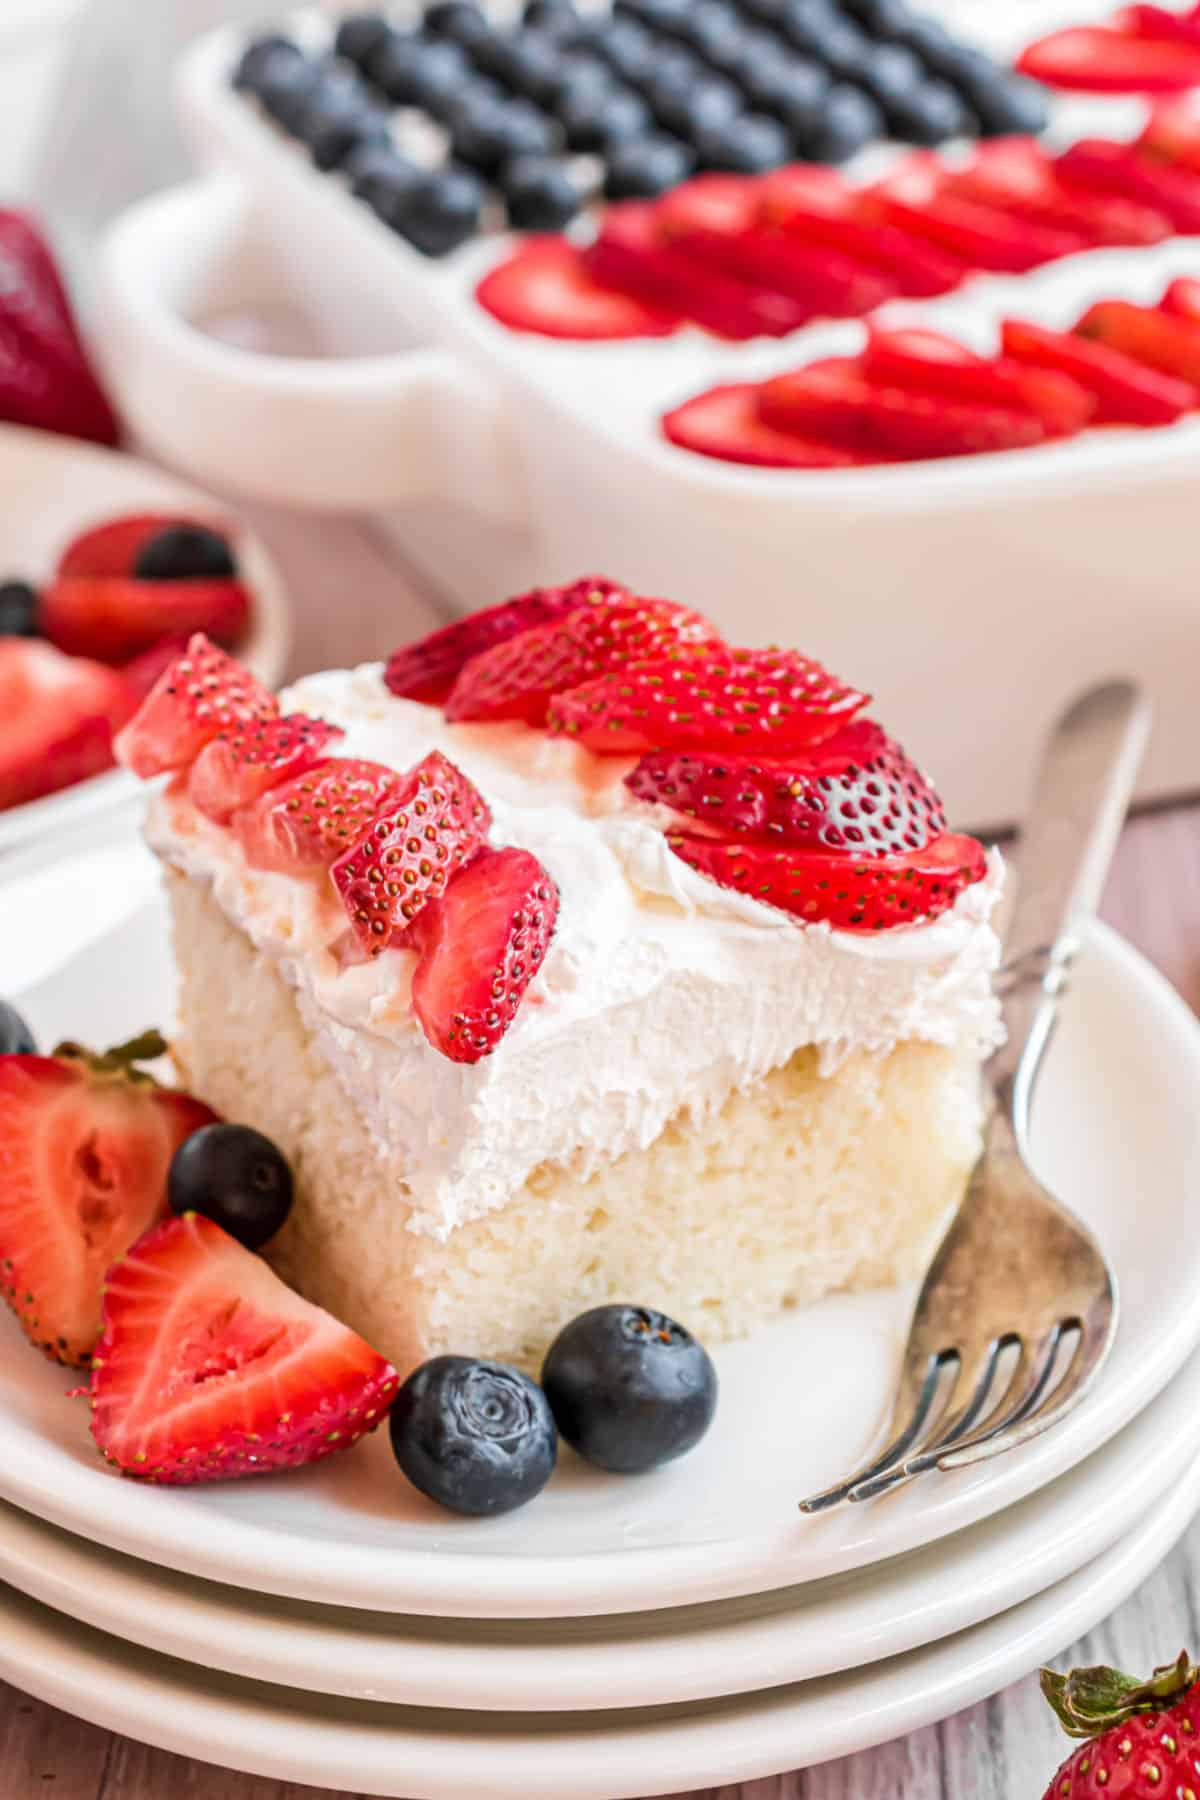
92 8 1200 830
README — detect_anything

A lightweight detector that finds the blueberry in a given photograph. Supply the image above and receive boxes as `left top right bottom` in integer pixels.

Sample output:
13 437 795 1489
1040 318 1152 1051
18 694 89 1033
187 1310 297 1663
363 29 426 103
232 34 303 95
593 19 656 86
960 69 1051 138
662 75 742 138
614 0 692 33
258 59 323 133
503 155 584 229
484 30 564 105
604 134 694 198
542 1305 717 1475
854 41 923 104
411 40 475 117
742 53 831 134
559 84 650 152
452 97 556 173
739 0 789 22
524 0 579 29
643 48 705 127
813 18 872 77
696 110 791 173
167 1123 293 1251
0 580 38 637
333 13 392 67
0 1000 36 1056
134 525 236 581
390 1355 557 1516
840 0 917 33
402 165 485 255
423 0 489 46
683 1 745 73
804 82 883 160
549 51 614 103
778 0 850 57
299 80 390 171
885 77 970 144
346 144 427 225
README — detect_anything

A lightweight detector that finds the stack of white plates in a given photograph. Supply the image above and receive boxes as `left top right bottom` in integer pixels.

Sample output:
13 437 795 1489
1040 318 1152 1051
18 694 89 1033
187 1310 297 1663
1 838 1199 1795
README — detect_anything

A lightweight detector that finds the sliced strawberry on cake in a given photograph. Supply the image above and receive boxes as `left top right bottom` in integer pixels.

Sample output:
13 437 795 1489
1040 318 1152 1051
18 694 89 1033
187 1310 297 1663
949 138 1171 248
89 1211 398 1483
1001 318 1195 424
187 715 345 823
235 757 407 873
1161 275 1200 323
0 638 134 811
1056 139 1200 235
662 382 866 468
475 238 682 341
0 1033 217 1365
1018 23 1200 92
384 580 623 704
861 329 1095 439
410 845 560 1062
115 634 278 779
1074 298 1200 391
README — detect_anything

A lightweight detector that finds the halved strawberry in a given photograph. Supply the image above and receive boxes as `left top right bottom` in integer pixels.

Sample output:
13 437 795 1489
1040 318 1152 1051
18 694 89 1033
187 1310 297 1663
39 574 250 665
862 329 1095 438
57 514 225 581
1056 139 1200 234
951 138 1171 248
1161 274 1200 323
0 210 120 447
475 238 681 341
661 382 864 468
409 845 559 1063
444 595 719 726
627 719 946 852
235 757 404 874
1000 318 1194 425
0 1034 217 1365
547 645 867 756
1141 94 1200 174
1017 24 1200 91
330 751 491 954
89 1211 398 1483
586 202 812 340
869 159 1084 273
0 639 133 812
666 828 987 929
384 583 613 705
758 358 1047 461
1075 298 1200 392
115 635 278 780
759 166 969 299
187 715 345 824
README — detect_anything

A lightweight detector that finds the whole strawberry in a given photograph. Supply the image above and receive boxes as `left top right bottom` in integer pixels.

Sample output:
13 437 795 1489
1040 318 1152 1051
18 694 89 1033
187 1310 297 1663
1039 1649 1200 1798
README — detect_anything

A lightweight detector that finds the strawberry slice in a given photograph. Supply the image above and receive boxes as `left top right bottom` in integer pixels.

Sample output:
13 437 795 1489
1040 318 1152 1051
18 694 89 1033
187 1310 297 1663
187 715 345 823
1017 24 1200 91
869 159 1084 273
1000 318 1194 425
444 594 719 726
57 514 226 581
383 583 614 705
1056 139 1200 234
1075 298 1200 392
1117 4 1200 48
409 845 559 1063
235 757 405 873
951 139 1171 248
627 719 946 852
115 635 278 780
0 211 120 447
666 828 987 930
39 574 250 666
0 639 133 812
586 202 812 341
89 1212 398 1483
1161 274 1200 322
330 751 491 954
759 166 969 299
1141 94 1200 174
758 358 1047 461
662 382 865 468
862 329 1095 438
475 238 681 341
0 1034 217 1365
120 634 192 703
548 645 867 756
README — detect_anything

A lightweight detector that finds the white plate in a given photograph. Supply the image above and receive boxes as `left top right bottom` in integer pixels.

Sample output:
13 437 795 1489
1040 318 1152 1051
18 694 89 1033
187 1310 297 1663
2 1344 1199 1712
2 845 1200 1619
1 1458 1197 1798
0 421 292 854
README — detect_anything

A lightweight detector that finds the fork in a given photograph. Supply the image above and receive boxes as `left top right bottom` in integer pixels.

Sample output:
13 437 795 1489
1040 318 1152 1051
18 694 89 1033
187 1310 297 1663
800 680 1150 1514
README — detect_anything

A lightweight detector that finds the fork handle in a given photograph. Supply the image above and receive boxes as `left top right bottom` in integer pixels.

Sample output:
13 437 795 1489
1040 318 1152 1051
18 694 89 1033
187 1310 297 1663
990 681 1150 1140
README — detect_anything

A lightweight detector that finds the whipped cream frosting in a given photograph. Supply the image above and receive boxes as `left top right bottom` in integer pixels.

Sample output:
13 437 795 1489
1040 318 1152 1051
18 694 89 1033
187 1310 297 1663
148 664 1005 1238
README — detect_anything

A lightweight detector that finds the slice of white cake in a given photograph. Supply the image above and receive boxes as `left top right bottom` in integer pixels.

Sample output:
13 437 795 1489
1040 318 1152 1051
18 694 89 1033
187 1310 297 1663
144 658 1003 1377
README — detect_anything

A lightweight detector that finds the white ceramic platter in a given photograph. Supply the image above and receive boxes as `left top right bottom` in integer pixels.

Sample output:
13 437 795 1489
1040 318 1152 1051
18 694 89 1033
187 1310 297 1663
1 1459 1198 1798
1 838 1199 1619
2 1345 1198 1711
0 422 291 854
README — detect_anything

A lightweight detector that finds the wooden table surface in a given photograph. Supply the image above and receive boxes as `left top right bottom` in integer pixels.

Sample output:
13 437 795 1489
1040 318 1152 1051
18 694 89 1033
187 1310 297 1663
3 508 1199 1800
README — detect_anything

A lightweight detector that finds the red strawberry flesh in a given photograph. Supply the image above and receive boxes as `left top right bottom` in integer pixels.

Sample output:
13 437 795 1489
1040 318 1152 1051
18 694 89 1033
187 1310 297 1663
475 237 681 341
410 845 559 1062
662 382 865 468
187 715 345 823
234 756 406 874
0 1045 217 1365
1018 23 1200 91
1075 297 1200 389
444 595 720 726
548 645 867 756
39 574 251 666
1056 138 1200 234
627 719 947 853
58 515 222 581
115 634 278 780
0 210 120 447
1161 273 1200 322
89 1212 398 1483
0 639 133 812
952 137 1171 246
1000 317 1194 425
384 584 613 704
758 358 1047 460
862 328 1095 437
330 751 491 953
667 828 987 930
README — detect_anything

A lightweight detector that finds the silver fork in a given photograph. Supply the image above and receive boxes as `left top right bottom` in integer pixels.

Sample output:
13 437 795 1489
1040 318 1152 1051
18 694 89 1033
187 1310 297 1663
800 680 1150 1514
